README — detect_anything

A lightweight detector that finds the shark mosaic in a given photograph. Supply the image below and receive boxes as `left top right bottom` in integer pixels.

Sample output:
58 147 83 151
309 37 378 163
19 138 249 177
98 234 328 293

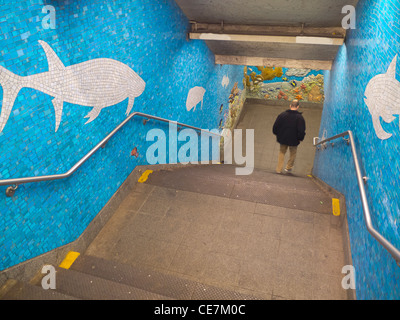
0 40 146 132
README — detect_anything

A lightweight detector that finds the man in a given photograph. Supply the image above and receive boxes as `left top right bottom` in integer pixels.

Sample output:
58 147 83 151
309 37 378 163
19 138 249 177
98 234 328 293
272 100 306 174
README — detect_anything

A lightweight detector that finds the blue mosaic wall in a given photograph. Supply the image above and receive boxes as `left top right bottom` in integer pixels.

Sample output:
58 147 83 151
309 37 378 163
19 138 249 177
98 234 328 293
0 0 244 271
313 0 400 299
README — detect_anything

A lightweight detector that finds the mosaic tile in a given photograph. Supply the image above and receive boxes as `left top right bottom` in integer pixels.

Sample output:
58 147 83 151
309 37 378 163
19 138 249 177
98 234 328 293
0 0 244 272
313 0 400 299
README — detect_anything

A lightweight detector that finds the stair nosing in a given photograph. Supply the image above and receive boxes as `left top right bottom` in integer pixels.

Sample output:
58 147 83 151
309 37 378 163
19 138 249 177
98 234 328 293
70 255 195 300
0 279 78 300
54 267 173 300
70 254 264 300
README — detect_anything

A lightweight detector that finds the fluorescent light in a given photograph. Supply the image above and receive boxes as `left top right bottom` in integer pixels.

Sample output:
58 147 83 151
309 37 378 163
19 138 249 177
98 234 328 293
296 36 343 45
190 33 343 46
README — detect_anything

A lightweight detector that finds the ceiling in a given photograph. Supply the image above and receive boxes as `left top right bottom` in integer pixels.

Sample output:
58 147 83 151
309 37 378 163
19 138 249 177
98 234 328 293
174 0 359 69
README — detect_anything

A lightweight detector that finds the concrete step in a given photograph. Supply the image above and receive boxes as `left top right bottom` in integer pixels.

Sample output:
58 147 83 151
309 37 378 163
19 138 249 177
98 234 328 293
144 164 334 214
51 266 173 300
95 164 349 300
70 254 262 300
0 265 173 300
0 279 77 300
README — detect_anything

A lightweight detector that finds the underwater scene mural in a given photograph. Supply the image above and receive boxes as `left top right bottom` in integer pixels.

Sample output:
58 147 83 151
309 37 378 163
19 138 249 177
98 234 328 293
219 78 245 131
244 66 325 104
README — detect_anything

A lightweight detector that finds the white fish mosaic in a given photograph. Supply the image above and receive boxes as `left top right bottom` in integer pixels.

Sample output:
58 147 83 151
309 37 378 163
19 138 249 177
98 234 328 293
186 86 206 111
222 75 230 88
0 40 146 132
364 55 400 140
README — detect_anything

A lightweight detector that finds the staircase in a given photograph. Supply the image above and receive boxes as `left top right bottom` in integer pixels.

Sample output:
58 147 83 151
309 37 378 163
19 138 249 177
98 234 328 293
0 164 350 300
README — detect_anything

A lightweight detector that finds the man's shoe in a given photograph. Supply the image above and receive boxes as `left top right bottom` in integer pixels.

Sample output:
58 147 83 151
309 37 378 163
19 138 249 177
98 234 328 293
284 168 292 173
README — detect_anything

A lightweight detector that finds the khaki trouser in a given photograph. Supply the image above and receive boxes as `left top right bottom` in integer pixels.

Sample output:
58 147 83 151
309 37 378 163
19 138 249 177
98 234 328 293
276 144 298 173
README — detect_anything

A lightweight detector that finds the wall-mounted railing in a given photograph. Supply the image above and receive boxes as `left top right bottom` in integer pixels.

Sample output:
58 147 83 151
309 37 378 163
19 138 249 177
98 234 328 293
314 130 400 266
0 112 222 197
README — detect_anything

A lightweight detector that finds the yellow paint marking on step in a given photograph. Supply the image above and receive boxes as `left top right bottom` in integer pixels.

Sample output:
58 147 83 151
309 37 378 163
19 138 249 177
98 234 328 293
332 198 340 216
138 170 153 183
59 251 80 269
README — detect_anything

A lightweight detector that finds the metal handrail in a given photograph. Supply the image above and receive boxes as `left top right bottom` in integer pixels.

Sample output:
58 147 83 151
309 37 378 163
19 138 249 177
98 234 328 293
0 111 222 194
314 130 400 265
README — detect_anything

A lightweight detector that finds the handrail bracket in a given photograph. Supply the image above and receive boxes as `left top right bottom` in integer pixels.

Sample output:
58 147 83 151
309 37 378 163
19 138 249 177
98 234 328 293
6 185 18 198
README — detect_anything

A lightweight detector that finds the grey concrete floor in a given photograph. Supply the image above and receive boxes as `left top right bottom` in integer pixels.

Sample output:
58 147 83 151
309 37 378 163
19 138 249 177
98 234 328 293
236 100 323 176
85 167 349 300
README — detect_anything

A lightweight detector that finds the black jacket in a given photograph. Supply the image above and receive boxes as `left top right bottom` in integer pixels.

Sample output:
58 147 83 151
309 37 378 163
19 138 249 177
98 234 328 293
273 110 306 146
